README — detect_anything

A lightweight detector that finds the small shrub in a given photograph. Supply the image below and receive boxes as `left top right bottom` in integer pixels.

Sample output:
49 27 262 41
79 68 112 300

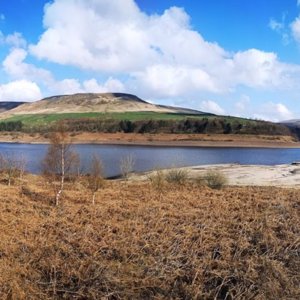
194 175 207 187
148 170 166 193
165 168 188 185
203 170 228 189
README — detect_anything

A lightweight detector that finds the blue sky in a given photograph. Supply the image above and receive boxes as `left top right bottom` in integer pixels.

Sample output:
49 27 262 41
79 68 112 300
0 0 300 121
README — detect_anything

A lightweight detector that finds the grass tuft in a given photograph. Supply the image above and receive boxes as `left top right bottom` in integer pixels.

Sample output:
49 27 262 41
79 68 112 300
200 170 228 189
165 168 189 185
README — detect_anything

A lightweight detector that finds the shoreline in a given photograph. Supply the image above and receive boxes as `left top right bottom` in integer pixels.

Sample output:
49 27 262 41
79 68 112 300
133 163 300 187
0 132 299 148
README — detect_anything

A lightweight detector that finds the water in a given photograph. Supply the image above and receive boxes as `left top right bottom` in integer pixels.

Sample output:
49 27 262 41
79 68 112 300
0 143 300 177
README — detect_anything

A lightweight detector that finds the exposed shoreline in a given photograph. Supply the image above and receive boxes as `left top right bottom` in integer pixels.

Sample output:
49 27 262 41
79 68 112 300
0 132 299 148
133 163 300 188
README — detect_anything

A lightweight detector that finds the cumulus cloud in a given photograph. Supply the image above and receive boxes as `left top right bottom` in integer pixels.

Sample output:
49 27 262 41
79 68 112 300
51 77 125 95
3 48 52 83
0 31 27 48
0 80 42 102
231 49 299 89
253 102 293 121
2 47 124 97
6 32 27 48
131 65 220 98
28 0 300 100
83 78 125 93
0 0 298 121
200 100 225 115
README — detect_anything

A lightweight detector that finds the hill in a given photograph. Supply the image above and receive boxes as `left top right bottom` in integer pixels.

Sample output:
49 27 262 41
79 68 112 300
0 93 296 141
280 119 300 139
0 101 24 113
0 93 206 116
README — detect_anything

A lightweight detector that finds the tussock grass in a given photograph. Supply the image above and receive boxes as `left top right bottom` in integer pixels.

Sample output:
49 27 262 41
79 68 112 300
200 170 228 189
148 169 166 193
165 168 189 185
0 175 299 299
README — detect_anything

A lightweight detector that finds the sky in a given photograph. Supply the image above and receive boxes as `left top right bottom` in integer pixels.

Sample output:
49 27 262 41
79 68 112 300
0 1 300 121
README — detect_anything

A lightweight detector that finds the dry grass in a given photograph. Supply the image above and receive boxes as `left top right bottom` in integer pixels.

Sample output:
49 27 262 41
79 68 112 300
0 175 299 299
165 169 189 185
200 170 228 190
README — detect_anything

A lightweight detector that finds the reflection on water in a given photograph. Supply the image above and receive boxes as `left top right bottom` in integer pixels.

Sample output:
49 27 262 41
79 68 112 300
0 143 299 177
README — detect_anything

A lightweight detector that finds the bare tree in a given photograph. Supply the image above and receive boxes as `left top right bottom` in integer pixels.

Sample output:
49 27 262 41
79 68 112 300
42 123 79 205
87 154 104 205
120 154 135 179
0 152 26 186
18 154 27 182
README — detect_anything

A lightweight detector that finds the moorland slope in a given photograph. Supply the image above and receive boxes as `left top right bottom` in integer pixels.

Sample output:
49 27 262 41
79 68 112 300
0 175 299 299
0 93 205 116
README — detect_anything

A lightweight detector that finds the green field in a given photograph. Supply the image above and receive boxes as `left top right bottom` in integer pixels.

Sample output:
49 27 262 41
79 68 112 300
3 112 211 126
0 111 291 137
3 111 254 128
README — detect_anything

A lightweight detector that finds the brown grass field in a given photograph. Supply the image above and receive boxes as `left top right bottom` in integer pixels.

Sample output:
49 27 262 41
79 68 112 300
0 175 299 299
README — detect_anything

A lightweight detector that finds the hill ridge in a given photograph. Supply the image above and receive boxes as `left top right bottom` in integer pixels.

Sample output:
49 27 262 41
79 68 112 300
0 92 206 117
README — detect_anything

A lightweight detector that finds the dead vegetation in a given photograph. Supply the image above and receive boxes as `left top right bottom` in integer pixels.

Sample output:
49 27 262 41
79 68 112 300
200 170 228 190
0 174 299 299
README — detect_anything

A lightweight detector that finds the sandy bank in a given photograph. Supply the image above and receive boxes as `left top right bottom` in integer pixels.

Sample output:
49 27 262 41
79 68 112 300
132 163 300 187
0 132 299 148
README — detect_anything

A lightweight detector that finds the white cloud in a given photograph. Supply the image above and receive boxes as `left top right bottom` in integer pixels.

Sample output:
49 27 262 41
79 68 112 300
230 49 291 88
3 48 52 83
2 47 125 97
83 78 125 93
0 0 297 123
200 100 225 115
269 19 284 32
0 80 42 102
0 31 27 48
291 16 300 43
51 79 83 95
235 95 250 113
131 65 220 98
28 0 300 100
268 16 290 45
53 77 125 95
5 32 27 48
253 102 293 121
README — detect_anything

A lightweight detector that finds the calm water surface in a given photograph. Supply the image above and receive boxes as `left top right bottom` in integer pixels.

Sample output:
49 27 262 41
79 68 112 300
0 143 300 177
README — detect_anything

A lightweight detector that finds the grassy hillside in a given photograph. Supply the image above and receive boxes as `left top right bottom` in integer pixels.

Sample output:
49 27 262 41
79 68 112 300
0 111 295 139
0 91 295 138
0 174 299 299
3 111 214 126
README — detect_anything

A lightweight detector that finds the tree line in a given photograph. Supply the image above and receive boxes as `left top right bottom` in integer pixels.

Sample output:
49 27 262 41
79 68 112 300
0 117 294 137
62 117 292 136
0 121 23 131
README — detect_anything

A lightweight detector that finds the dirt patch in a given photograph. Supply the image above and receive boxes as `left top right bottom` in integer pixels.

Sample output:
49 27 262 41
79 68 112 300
0 131 299 148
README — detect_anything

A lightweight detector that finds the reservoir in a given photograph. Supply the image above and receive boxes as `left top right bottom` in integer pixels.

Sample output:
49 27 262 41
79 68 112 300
0 143 300 177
